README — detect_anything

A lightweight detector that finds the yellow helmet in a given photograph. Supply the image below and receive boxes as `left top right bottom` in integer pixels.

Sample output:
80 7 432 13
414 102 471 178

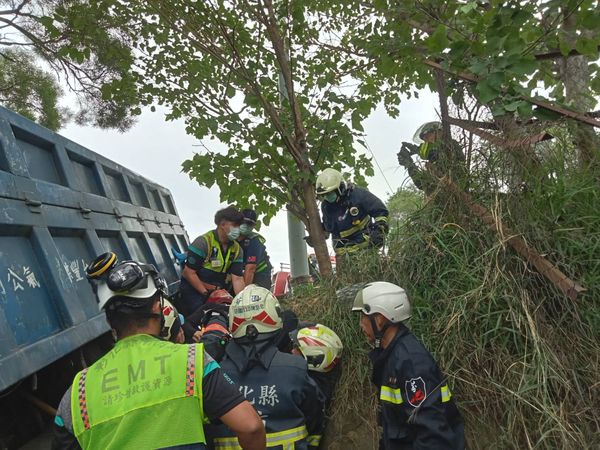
230 285 283 338
294 324 343 373
315 168 344 195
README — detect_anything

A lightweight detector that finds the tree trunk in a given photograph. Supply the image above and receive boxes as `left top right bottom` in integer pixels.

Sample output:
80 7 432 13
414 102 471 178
301 179 332 277
558 13 600 168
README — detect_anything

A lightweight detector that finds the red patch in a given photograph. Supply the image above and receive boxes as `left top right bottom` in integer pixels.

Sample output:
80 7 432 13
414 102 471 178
163 306 173 315
252 311 277 326
247 256 257 263
299 336 326 347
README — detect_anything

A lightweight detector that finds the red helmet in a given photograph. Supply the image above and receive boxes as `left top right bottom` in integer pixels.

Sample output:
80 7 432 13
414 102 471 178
207 289 234 305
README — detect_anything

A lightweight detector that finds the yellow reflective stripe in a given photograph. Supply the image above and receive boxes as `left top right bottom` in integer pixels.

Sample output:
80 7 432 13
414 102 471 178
213 425 308 449
380 385 403 404
213 437 241 450
307 434 322 446
373 216 388 223
334 238 370 256
266 425 307 446
441 385 452 403
419 142 430 159
339 215 371 238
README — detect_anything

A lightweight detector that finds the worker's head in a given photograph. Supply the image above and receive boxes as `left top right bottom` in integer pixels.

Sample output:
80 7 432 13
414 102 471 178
315 168 346 203
229 284 283 340
214 206 244 241
414 121 443 145
291 324 343 373
240 208 258 236
352 281 411 348
161 299 185 343
206 289 234 306
86 252 168 340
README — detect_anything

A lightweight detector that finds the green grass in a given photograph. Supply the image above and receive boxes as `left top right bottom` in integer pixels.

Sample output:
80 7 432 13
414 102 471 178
288 136 600 449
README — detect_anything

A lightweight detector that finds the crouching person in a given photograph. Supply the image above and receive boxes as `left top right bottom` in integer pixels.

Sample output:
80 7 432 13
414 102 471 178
352 281 464 450
51 252 265 450
207 285 325 450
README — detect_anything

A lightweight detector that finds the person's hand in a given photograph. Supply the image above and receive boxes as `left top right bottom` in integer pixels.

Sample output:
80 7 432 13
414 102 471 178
192 330 203 343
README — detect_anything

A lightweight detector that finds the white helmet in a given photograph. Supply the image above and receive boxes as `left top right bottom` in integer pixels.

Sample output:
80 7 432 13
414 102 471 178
293 324 343 373
230 284 283 339
161 299 184 342
315 168 344 195
352 281 411 323
413 121 442 144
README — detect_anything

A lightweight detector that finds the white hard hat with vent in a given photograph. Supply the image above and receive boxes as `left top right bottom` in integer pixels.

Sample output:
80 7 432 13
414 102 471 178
230 284 283 338
352 281 411 323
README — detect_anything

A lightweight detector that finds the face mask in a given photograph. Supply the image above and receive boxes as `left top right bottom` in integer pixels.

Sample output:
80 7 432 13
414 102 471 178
323 191 338 203
227 227 241 241
240 224 252 236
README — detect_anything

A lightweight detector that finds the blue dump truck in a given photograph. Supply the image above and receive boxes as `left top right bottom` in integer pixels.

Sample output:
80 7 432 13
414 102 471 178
0 106 189 448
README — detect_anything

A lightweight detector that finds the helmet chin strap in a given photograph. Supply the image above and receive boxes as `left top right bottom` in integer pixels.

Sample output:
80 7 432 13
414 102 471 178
369 315 391 349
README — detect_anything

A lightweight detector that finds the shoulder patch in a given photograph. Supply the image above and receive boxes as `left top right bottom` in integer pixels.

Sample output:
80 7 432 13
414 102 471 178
405 377 426 407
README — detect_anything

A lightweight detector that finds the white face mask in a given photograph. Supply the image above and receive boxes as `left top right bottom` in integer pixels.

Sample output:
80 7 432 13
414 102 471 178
227 227 241 241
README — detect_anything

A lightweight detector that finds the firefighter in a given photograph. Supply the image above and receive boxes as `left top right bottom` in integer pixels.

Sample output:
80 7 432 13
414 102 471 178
238 208 273 290
207 285 325 450
397 121 465 193
179 206 246 315
351 281 465 450
290 323 343 413
52 252 265 450
314 168 389 257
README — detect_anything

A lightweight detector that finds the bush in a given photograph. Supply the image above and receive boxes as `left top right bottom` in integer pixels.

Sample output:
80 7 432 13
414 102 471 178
289 137 600 449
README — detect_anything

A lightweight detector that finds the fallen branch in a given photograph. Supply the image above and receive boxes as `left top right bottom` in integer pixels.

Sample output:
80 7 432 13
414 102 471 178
440 176 586 301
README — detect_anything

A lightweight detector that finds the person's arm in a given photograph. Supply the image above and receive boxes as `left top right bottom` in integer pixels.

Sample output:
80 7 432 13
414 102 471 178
184 237 213 295
51 387 82 450
202 351 266 449
243 264 257 285
219 402 266 450
229 247 246 293
182 265 211 295
299 371 326 449
400 352 461 450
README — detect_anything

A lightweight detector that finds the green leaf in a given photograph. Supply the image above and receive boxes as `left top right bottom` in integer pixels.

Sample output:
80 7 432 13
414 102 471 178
575 37 599 58
426 25 449 53
477 79 500 104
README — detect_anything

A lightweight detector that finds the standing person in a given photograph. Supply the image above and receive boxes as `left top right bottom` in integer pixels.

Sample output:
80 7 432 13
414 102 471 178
397 121 465 193
238 208 273 290
52 253 265 450
208 285 325 450
179 206 246 315
314 168 389 258
351 281 464 450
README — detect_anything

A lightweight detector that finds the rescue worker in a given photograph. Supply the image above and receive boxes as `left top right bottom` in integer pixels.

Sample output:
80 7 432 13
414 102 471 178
183 290 233 361
179 206 246 315
51 252 265 450
290 323 343 413
161 298 185 343
397 121 465 193
207 285 325 450
314 168 389 258
238 209 273 290
351 281 465 450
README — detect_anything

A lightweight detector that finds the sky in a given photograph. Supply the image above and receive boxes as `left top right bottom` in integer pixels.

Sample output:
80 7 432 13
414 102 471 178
61 91 438 269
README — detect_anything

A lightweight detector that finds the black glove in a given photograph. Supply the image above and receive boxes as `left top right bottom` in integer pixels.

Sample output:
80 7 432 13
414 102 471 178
369 221 388 248
398 143 415 165
304 235 314 248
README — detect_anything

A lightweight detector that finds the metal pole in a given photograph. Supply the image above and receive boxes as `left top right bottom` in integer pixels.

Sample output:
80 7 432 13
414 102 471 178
287 210 310 279
278 45 311 280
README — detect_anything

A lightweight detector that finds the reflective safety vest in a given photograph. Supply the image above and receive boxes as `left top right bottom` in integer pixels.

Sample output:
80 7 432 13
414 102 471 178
201 230 242 275
71 334 206 450
213 425 308 450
